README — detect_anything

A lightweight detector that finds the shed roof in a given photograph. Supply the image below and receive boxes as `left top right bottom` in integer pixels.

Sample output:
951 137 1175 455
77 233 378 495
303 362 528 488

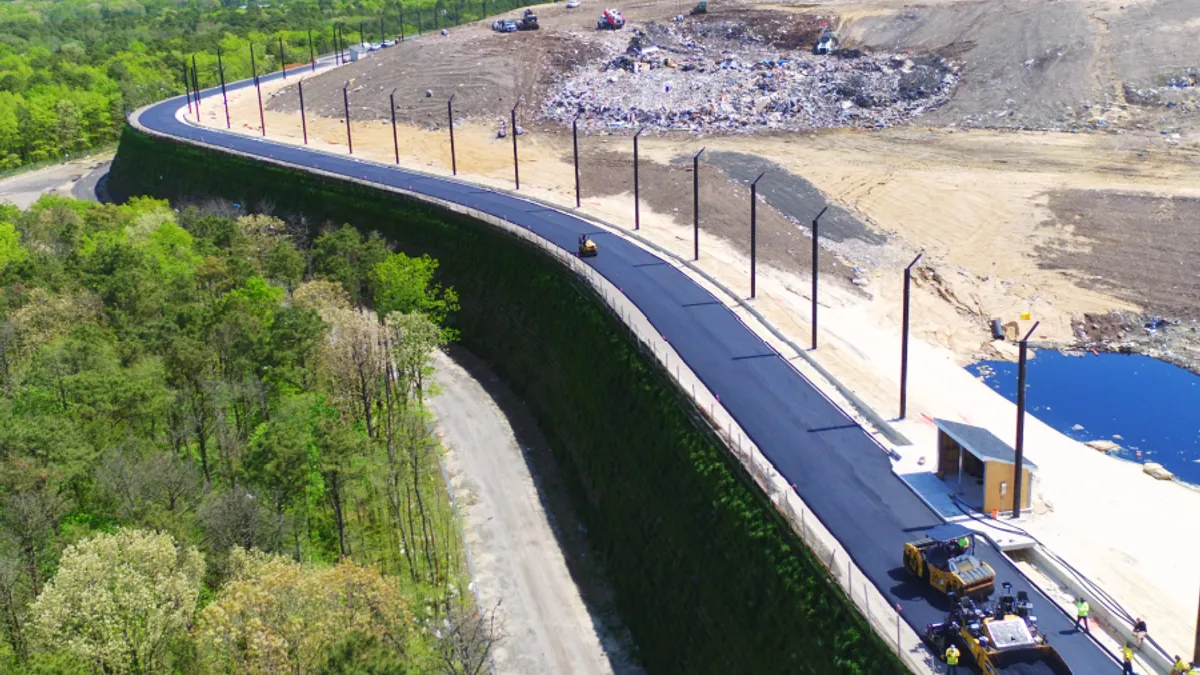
934 419 1038 470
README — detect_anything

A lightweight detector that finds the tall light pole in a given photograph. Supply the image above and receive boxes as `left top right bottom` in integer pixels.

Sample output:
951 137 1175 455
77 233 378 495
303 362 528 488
511 103 520 190
343 82 353 154
298 80 308 145
279 36 287 78
447 93 457 175
308 29 316 71
390 88 400 164
1012 321 1039 519
633 127 644 230
750 171 766 299
693 147 705 260
191 54 201 115
216 47 231 129
250 46 265 136
899 252 923 420
572 116 580 208
811 206 827 350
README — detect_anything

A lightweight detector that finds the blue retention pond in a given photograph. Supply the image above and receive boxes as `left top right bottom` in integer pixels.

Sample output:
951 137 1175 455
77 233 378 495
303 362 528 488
967 350 1200 485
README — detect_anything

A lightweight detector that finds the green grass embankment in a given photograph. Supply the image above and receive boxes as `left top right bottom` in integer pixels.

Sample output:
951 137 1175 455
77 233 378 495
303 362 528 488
109 126 909 675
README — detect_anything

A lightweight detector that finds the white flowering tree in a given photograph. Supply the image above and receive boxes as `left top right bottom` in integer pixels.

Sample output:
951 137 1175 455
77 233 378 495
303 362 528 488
28 528 204 673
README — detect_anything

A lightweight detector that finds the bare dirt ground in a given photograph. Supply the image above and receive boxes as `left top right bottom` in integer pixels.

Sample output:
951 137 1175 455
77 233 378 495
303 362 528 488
431 347 642 675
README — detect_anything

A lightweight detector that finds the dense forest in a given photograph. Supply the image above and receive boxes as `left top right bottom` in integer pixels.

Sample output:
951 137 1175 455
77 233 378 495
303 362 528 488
0 0 503 172
0 195 491 673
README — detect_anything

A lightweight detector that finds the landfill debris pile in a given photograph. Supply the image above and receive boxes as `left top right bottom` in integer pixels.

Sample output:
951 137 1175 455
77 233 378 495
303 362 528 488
1122 69 1200 113
543 20 959 132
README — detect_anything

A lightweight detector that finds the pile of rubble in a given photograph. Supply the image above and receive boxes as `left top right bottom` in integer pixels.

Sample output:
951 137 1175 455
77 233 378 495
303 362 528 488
543 22 958 132
1123 69 1200 112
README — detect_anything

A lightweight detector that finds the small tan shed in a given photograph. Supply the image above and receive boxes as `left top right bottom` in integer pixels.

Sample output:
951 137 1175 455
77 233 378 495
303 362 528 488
934 419 1036 514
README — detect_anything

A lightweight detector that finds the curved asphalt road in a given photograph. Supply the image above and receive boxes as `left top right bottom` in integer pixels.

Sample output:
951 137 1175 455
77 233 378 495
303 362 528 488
137 63 1115 673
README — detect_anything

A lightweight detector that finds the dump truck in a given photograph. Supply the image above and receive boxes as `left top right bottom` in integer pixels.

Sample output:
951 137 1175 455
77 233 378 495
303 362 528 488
903 523 996 598
597 8 625 29
926 586 1073 675
518 8 540 30
577 234 597 257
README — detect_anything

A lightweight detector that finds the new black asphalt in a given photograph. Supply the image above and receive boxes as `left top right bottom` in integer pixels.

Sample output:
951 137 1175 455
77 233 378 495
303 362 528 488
138 64 1116 673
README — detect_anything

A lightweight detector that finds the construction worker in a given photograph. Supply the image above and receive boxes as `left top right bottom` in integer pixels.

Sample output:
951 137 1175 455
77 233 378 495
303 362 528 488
1189 661 1199 675
957 535 970 554
944 643 960 674
1072 597 1089 632
1171 655 1187 674
1131 617 1147 649
1120 643 1134 675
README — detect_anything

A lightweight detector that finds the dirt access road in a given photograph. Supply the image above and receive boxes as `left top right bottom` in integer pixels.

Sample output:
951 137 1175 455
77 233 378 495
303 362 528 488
430 347 642 675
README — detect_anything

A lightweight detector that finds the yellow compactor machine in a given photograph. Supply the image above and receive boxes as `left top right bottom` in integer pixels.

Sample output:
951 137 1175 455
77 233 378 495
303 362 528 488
903 523 996 598
577 234 598 258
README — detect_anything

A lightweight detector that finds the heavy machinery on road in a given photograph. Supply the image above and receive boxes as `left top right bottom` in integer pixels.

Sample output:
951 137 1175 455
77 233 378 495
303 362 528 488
926 585 1073 675
577 234 597 257
518 8 540 30
597 8 625 29
903 523 996 598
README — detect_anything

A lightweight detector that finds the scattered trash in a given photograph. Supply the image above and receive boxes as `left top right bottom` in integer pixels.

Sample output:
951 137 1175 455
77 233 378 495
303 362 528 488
543 19 958 133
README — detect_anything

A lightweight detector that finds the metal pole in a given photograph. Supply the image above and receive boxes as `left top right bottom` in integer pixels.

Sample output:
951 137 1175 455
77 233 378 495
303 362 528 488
511 104 519 190
191 54 201 114
573 116 580 208
217 48 231 129
251 48 265 136
279 36 287 78
380 16 386 44
416 5 422 36
183 62 193 116
399 2 406 41
390 89 399 164
634 128 643 230
360 21 365 48
1012 321 1039 519
335 25 342 64
1194 587 1200 664
811 206 827 350
750 171 766 298
900 252 923 420
448 94 457 175
693 147 705 260
299 80 308 145
309 30 316 71
344 83 353 154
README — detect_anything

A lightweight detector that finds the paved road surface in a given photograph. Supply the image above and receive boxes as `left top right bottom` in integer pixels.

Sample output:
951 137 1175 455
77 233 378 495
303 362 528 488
430 347 642 675
0 155 111 208
133 67 1117 673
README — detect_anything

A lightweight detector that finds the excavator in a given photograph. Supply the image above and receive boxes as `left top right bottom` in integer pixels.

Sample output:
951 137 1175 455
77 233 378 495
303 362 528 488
577 233 597 257
926 584 1073 675
903 523 996 598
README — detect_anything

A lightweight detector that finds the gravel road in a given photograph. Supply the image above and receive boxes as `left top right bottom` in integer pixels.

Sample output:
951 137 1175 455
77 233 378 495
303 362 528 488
430 347 643 675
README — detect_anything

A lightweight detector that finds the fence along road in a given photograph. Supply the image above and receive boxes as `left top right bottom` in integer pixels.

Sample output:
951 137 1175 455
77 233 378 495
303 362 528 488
132 62 1117 674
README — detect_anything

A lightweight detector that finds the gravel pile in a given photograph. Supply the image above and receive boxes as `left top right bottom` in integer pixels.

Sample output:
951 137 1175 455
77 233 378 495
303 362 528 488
542 22 958 133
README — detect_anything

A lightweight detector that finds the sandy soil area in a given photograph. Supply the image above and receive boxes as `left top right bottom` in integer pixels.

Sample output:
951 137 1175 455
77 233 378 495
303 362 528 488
431 347 642 675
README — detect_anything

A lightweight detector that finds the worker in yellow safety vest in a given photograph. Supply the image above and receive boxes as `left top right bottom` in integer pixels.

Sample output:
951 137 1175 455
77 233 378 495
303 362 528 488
944 644 960 675
1171 655 1187 674
1072 598 1089 633
1120 643 1134 675
957 536 969 554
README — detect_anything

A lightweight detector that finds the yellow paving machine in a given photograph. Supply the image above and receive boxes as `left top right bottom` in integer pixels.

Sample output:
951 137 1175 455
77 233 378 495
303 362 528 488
903 523 996 598
925 583 1072 675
